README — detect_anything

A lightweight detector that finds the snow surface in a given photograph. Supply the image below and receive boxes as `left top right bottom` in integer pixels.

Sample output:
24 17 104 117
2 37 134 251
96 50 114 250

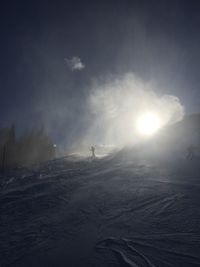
1 152 200 267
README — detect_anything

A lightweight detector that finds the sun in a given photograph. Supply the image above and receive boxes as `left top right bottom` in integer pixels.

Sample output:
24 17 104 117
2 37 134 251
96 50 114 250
136 112 161 136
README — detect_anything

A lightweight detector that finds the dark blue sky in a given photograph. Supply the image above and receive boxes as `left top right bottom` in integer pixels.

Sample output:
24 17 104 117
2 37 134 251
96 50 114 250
0 0 200 145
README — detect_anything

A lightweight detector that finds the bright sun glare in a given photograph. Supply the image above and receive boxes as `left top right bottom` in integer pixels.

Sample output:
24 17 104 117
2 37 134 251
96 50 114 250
136 112 161 136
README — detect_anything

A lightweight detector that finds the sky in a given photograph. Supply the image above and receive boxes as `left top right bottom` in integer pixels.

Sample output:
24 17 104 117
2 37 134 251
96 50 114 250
0 0 200 148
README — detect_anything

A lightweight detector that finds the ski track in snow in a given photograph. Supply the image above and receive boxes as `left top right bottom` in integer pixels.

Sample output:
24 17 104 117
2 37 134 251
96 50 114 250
0 155 200 266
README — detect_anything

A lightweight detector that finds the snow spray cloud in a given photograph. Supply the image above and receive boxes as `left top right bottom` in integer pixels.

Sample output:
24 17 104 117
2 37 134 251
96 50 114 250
86 73 184 147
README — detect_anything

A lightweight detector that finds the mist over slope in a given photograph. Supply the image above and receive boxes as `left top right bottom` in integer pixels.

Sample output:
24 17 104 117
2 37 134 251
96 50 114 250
0 114 200 267
115 113 200 164
162 113 200 144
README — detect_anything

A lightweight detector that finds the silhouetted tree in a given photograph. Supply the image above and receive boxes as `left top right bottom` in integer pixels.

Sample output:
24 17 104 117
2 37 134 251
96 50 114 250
0 124 55 170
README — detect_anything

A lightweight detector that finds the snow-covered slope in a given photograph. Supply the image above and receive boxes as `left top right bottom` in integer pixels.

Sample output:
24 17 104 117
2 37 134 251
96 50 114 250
1 150 200 266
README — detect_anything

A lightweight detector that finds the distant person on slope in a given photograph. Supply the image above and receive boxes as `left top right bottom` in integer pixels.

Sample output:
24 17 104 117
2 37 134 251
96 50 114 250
186 144 195 160
90 146 96 159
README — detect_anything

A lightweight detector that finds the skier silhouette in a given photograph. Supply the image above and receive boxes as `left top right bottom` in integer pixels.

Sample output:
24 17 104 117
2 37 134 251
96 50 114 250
90 146 96 159
186 144 195 160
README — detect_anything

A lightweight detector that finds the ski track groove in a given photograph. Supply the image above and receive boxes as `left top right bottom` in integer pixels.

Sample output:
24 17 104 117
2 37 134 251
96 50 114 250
96 236 200 267
1 156 200 266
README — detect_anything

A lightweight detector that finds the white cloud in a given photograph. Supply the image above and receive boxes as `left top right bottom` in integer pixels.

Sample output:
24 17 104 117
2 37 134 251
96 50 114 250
65 56 85 71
